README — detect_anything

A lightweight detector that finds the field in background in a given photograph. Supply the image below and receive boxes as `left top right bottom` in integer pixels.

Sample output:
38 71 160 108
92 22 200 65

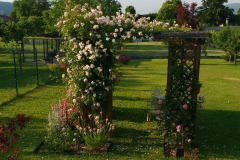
121 41 225 57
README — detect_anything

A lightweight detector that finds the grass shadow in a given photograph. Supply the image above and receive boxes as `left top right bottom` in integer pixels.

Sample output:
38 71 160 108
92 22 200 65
196 109 240 159
113 106 149 123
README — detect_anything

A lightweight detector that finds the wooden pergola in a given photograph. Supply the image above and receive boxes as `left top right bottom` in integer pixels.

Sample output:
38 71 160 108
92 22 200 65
154 31 211 102
102 32 212 124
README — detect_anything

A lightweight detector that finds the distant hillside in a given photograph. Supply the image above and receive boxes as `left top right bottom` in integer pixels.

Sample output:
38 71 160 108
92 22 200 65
0 1 13 16
225 3 240 15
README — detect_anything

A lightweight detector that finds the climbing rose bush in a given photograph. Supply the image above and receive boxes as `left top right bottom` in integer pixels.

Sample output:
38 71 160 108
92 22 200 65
49 0 192 151
54 1 186 114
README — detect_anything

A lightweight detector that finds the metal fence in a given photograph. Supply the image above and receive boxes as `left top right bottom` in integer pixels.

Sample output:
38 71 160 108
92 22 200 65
0 37 65 105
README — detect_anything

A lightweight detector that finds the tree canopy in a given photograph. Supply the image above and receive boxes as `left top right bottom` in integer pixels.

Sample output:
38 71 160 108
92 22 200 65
156 0 181 23
212 26 240 64
125 5 136 14
13 0 50 19
175 2 198 29
196 0 234 26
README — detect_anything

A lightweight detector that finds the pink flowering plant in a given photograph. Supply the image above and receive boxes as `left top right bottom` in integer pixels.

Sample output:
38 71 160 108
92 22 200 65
157 40 205 151
46 0 191 151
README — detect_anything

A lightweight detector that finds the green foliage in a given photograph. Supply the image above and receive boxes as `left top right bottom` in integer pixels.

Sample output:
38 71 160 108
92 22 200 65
44 100 78 152
42 0 65 33
0 20 10 43
196 0 234 26
125 5 136 14
13 0 50 19
156 0 181 23
27 16 45 35
96 0 122 16
138 13 157 21
0 114 31 160
156 39 204 152
212 26 240 64
83 130 107 150
80 114 113 150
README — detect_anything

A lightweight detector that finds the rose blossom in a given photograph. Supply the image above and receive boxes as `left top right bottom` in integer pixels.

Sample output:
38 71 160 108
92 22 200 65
176 125 181 132
182 104 188 110
158 99 163 105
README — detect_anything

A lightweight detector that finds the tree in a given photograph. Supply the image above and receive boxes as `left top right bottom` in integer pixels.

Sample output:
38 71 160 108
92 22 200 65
97 0 122 16
156 0 181 23
238 8 240 15
196 0 234 26
212 26 240 64
138 13 157 21
175 2 198 29
42 0 65 33
27 16 45 35
125 5 136 14
0 20 7 42
13 0 50 19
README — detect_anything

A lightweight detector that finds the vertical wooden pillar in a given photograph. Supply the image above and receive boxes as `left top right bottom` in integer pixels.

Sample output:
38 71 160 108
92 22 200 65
166 44 173 94
43 39 46 59
192 39 205 101
106 90 113 122
82 90 112 123
46 39 49 54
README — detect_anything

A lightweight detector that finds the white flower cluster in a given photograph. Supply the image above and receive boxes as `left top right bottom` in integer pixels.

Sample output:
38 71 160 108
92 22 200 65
55 1 188 110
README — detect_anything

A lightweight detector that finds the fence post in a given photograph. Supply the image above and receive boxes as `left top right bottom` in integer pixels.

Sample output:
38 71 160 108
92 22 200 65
21 39 25 63
43 39 46 59
33 39 39 85
12 48 18 95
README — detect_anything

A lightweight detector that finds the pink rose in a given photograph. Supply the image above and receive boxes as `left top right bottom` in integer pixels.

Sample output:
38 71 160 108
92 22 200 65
176 125 181 132
158 99 163 105
72 107 77 113
182 104 188 110
155 110 161 114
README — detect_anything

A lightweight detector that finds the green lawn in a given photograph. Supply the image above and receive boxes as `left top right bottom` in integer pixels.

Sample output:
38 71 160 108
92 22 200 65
121 41 225 57
1 58 240 159
0 52 63 105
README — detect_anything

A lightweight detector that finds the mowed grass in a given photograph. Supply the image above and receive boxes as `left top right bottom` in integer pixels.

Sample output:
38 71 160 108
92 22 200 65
0 58 240 159
0 53 61 105
121 41 225 57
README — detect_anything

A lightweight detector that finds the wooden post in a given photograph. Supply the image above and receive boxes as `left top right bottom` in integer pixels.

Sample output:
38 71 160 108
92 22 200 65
43 39 46 59
106 90 113 122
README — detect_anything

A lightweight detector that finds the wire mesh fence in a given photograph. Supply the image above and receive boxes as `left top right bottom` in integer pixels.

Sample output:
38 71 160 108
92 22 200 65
0 37 65 105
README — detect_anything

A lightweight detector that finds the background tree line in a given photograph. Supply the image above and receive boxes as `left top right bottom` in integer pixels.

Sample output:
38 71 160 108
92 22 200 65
1 0 240 42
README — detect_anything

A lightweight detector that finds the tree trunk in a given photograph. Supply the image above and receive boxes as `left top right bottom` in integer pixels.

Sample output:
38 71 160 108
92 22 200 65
21 39 25 63
234 51 237 65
